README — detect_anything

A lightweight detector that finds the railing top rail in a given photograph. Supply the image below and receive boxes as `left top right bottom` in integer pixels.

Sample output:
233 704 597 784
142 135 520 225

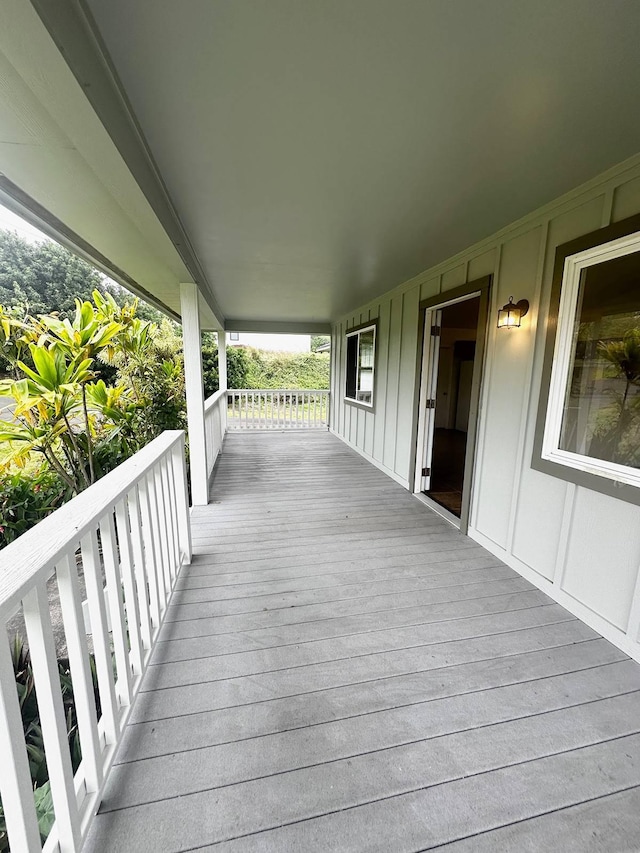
204 387 227 413
0 429 185 622
228 389 329 394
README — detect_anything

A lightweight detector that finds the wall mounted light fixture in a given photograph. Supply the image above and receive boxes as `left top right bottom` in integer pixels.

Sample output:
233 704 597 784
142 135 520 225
497 296 529 328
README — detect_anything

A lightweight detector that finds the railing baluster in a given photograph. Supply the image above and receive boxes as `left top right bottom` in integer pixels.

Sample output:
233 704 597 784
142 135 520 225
154 462 174 586
146 469 170 600
138 474 163 628
171 436 192 567
0 431 190 852
23 581 82 852
163 454 181 572
57 552 103 794
115 500 144 679
81 529 119 743
99 514 133 707
0 633 42 852
163 456 179 577
223 390 330 429
127 486 153 652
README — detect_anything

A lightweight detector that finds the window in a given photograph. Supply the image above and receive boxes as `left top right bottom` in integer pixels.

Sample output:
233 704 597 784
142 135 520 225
345 323 376 406
539 227 640 491
229 332 239 341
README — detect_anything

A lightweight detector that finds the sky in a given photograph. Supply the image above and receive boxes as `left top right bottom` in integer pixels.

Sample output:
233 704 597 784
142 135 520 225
0 205 50 243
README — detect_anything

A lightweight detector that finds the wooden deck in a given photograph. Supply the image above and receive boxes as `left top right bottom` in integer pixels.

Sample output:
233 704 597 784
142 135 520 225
84 431 640 852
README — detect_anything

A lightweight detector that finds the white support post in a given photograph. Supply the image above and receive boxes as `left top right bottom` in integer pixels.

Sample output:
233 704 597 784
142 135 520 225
218 331 228 436
180 282 209 506
218 330 227 391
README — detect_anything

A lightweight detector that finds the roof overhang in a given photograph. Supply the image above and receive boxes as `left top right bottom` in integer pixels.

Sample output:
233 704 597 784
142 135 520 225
1 0 639 330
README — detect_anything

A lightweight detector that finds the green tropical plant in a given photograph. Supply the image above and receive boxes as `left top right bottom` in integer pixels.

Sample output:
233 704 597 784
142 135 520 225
0 292 160 493
0 467 68 548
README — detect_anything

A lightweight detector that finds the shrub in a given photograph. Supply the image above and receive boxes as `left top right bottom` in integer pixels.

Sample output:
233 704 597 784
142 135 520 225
0 467 68 548
244 349 330 389
201 334 250 396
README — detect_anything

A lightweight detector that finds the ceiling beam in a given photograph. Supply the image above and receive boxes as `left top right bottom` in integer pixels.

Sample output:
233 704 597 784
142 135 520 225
29 0 225 329
225 319 331 334
0 175 181 322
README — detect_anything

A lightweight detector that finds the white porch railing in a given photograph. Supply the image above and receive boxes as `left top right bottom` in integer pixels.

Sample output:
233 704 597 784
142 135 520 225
0 431 190 853
227 389 329 430
204 388 227 479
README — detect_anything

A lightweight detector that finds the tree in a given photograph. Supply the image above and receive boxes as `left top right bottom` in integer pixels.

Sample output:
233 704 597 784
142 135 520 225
201 333 249 396
311 335 330 352
0 229 163 326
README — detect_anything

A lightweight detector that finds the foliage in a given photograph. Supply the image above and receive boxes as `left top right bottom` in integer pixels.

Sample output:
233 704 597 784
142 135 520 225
0 467 69 549
0 635 99 851
0 230 107 319
244 349 330 389
0 292 129 492
113 318 186 445
201 335 329 395
201 333 250 396
0 229 163 326
0 291 185 500
310 335 330 352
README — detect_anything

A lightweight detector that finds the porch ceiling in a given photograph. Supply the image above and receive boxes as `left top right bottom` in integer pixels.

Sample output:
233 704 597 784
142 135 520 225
4 1 640 328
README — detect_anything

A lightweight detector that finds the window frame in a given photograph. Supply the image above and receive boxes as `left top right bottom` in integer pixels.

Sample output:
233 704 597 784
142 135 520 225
532 212 640 505
344 320 377 410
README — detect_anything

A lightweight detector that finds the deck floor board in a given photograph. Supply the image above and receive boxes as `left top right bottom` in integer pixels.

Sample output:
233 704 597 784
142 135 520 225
84 431 640 852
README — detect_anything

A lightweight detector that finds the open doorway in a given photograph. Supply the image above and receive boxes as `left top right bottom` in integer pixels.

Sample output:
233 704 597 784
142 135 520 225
414 280 490 530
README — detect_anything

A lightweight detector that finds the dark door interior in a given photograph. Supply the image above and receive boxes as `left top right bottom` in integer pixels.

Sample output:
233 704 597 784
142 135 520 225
425 296 481 517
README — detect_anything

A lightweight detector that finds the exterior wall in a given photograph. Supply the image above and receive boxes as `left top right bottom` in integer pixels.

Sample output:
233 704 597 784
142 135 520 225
330 153 640 662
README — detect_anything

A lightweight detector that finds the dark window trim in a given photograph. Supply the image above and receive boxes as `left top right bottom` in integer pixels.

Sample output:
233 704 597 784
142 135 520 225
531 212 640 506
344 319 378 412
418 275 491 312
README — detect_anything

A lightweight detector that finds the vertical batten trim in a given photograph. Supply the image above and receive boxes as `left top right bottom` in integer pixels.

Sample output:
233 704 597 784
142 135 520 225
625 555 640 644
468 244 502 530
553 482 577 587
392 292 405 475
506 221 549 554
601 187 615 227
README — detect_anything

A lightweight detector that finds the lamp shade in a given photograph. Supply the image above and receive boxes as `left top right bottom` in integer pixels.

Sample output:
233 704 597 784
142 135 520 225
497 297 529 328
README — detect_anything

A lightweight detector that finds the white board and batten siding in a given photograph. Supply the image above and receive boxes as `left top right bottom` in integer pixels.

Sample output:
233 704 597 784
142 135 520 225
330 153 640 663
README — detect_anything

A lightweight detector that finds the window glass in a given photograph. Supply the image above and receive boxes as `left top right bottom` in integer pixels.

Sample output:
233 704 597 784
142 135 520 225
345 325 376 406
357 329 375 403
559 251 640 468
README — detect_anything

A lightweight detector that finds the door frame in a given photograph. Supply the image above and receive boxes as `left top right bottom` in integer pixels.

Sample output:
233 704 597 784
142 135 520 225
411 276 492 533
